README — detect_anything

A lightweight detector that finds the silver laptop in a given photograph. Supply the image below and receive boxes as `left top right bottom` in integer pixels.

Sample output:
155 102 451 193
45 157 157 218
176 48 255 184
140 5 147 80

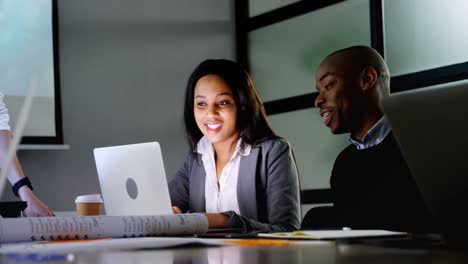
93 142 172 216
383 80 468 244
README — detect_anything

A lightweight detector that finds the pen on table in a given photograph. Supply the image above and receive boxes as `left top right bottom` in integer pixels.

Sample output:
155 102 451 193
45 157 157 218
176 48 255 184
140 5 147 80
5 253 75 262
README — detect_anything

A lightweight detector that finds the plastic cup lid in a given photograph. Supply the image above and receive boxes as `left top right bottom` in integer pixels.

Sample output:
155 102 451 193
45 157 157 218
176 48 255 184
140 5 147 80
75 194 103 203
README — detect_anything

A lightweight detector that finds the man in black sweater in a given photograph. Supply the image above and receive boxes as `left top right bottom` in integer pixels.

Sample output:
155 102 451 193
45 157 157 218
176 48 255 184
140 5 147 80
313 46 433 232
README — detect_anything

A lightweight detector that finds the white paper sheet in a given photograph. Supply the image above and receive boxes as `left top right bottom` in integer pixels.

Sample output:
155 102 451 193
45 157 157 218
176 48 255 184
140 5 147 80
258 230 407 240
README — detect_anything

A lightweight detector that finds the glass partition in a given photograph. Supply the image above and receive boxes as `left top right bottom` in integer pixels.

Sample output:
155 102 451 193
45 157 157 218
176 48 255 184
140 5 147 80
384 0 468 76
268 108 349 190
249 0 301 17
249 0 370 102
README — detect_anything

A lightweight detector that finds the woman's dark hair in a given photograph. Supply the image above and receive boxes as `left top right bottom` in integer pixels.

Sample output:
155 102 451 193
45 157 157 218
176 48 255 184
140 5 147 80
184 59 278 153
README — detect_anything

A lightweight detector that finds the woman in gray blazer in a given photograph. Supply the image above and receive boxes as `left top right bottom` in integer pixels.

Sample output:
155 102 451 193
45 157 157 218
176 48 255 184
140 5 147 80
169 59 300 232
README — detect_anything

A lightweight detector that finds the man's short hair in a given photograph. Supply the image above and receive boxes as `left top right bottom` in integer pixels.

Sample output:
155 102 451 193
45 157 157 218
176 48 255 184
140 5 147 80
326 46 390 96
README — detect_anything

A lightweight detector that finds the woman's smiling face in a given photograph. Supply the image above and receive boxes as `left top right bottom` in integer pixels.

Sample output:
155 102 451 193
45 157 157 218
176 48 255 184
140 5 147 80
194 74 240 146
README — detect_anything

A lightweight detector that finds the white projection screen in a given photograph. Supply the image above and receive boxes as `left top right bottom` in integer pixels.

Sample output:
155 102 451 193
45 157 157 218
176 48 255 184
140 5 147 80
0 0 62 144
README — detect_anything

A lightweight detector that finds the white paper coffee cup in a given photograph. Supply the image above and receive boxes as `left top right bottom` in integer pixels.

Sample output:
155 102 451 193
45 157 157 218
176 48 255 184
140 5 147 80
75 194 103 216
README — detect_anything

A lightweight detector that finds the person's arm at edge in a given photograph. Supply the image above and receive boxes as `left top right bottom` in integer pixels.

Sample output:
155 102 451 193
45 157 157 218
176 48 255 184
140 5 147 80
0 130 54 217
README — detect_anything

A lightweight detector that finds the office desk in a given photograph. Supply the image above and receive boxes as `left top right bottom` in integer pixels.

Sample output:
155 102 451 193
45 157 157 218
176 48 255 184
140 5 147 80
2 240 467 264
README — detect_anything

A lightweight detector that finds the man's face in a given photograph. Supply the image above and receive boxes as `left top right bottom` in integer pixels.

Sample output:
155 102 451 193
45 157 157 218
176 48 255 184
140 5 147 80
314 55 364 134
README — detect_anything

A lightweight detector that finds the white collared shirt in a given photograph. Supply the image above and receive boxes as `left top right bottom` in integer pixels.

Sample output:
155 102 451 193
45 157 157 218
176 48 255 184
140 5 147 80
0 93 11 131
197 136 251 214
349 116 391 150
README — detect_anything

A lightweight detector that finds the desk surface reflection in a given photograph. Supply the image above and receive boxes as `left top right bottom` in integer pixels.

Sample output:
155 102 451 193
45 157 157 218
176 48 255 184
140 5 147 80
2 240 467 264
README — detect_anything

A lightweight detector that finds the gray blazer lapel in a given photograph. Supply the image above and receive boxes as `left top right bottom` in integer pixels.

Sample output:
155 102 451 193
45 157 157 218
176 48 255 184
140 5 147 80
189 156 206 212
237 148 259 220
